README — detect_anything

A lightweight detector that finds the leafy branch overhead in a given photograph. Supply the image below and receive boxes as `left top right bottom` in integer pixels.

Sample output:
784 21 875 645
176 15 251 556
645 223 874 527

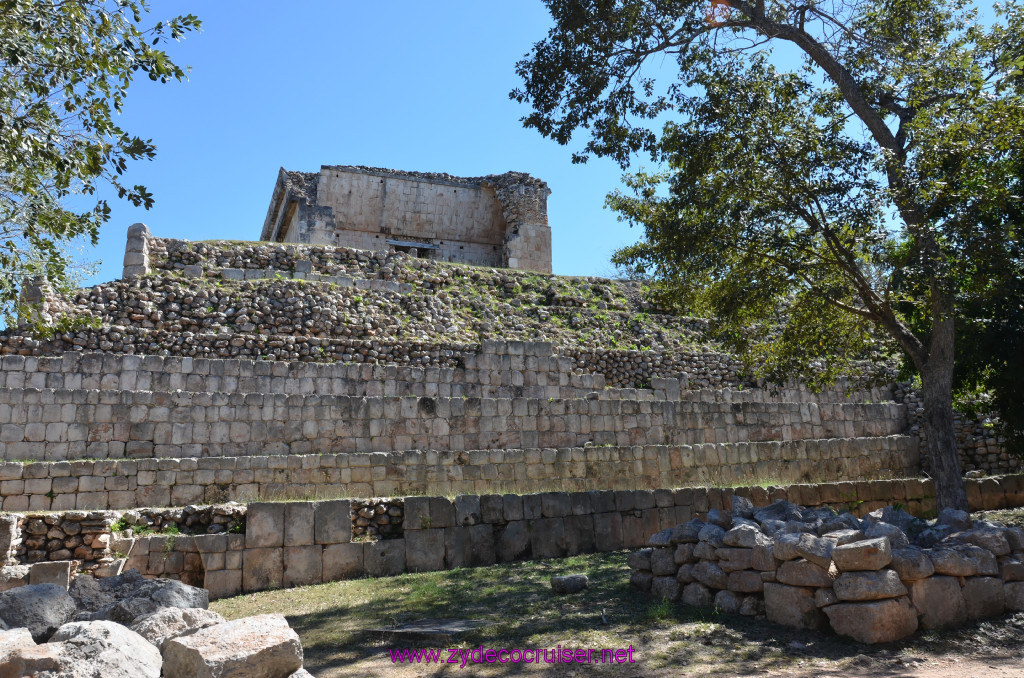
0 0 201 326
513 0 1024 509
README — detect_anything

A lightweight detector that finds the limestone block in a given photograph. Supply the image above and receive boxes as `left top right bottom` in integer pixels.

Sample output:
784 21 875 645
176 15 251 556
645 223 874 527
283 546 323 588
322 543 364 582
1006 582 1024 611
406 529 445 573
682 582 714 607
313 500 351 545
763 583 828 630
530 518 566 559
626 548 653 572
496 521 531 562
246 503 285 549
650 548 677 576
404 497 430 530
674 543 696 565
891 547 935 581
454 495 481 526
203 570 242 600
243 548 283 593
428 497 456 528
28 560 72 589
284 503 315 547
562 514 596 556
541 492 571 518
479 494 503 524
772 532 802 561
716 547 753 573
365 539 405 577
832 569 907 601
651 576 681 601
794 533 834 569
831 537 892 572
907 575 967 629
824 596 918 644
162 614 302 678
727 570 763 593
1000 556 1024 582
630 570 653 591
963 576 1005 620
776 559 833 588
814 587 838 607
692 561 729 589
722 524 769 549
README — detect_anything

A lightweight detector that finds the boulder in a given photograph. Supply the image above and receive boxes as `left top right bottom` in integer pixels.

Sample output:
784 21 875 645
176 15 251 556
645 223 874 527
651 576 680 601
47 620 162 678
693 542 717 560
763 583 827 630
88 577 209 625
864 522 909 549
907 575 967 629
832 569 907 601
726 570 763 593
650 548 677 576
754 500 801 525
772 533 803 562
550 574 589 595
962 577 1005 620
716 547 753 572
629 571 653 591
0 643 62 676
706 509 732 529
776 559 833 588
794 533 834 569
814 587 838 608
731 495 754 519
863 506 917 533
714 590 741 614
751 543 776 571
890 547 935 581
692 561 729 589
698 524 726 547
69 569 148 616
738 595 764 616
823 597 918 644
936 507 972 532
1005 527 1024 551
647 529 674 547
831 537 892 572
162 614 303 678
129 607 227 649
723 524 768 549
999 557 1024 582
822 529 866 546
928 545 997 577
0 583 76 642
674 543 696 565
626 548 653 571
674 519 704 543
675 563 695 583
951 526 1011 556
681 582 714 607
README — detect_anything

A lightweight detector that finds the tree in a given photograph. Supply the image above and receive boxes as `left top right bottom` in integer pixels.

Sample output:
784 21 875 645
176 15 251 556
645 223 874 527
0 0 200 329
512 0 1024 511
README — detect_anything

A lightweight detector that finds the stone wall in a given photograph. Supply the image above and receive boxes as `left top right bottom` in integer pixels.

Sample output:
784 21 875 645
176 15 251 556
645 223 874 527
0 384 908 462
4 474 1020 600
0 436 921 511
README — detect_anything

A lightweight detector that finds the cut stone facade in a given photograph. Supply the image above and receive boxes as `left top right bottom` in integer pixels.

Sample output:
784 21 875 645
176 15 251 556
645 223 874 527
261 165 552 272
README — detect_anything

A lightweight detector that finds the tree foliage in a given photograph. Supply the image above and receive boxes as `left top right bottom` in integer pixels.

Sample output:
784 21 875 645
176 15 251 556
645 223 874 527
513 0 1024 508
0 0 200 326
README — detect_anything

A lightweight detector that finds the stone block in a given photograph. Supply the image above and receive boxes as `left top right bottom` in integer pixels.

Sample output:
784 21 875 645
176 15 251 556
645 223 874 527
593 512 623 552
404 496 431 530
429 497 456 528
776 559 833 587
455 495 481 526
963 576 1005 620
907 575 967 629
496 521 531 562
530 518 566 559
242 548 283 593
832 537 892 572
284 503 315 547
365 539 405 577
651 576 680 601
824 597 918 644
832 569 907 601
479 494 503 524
405 529 445 572
1006 582 1024 611
541 492 571 518
203 570 242 600
314 500 351 545
162 614 302 678
682 582 714 607
763 583 828 630
322 543 364 581
245 503 285 549
283 545 322 588
28 561 72 589
727 570 764 593
562 514 595 556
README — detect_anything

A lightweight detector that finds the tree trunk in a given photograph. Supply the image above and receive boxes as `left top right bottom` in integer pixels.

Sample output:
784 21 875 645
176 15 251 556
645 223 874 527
919 355 968 513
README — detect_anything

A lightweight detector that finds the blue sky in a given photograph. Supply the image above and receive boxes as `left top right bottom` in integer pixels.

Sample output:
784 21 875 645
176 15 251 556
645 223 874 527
79 1 646 284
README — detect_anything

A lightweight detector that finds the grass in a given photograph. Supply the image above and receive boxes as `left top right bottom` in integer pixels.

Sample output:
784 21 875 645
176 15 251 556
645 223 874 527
212 548 1024 677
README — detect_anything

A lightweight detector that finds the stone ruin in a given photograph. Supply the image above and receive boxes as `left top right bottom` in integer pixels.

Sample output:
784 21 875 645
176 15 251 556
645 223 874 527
0 217 1019 664
262 165 553 273
629 498 1024 643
